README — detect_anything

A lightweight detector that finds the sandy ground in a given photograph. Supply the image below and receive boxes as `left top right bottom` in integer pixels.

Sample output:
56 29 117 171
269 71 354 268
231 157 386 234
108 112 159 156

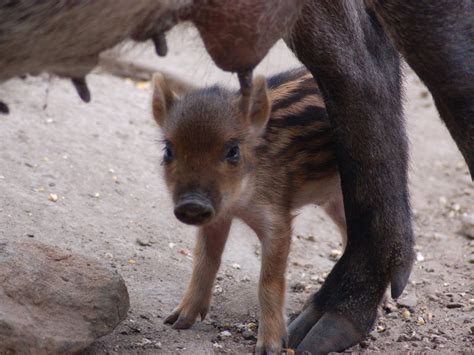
0 27 472 354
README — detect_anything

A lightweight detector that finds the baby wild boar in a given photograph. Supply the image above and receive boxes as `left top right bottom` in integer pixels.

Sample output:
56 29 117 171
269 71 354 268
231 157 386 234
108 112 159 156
152 68 346 353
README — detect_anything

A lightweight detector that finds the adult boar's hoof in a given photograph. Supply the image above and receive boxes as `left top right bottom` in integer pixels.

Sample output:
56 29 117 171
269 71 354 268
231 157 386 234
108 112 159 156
289 311 364 354
164 304 209 330
288 245 413 353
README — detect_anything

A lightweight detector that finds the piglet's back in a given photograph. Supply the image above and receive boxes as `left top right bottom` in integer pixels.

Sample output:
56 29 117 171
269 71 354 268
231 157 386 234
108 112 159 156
257 68 338 185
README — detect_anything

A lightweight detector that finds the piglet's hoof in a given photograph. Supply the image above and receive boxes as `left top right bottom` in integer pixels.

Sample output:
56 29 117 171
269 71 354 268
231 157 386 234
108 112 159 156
164 305 208 330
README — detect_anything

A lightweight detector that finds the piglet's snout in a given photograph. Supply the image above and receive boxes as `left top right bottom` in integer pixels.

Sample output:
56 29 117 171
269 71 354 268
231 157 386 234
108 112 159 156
174 193 215 225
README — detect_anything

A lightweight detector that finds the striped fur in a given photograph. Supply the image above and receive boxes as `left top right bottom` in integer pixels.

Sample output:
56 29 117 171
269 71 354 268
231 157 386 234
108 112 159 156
259 68 338 206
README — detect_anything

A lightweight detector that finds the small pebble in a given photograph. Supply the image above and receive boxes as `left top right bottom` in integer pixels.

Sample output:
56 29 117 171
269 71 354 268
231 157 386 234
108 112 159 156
220 330 232 338
135 338 152 347
231 263 241 270
431 335 447 344
136 238 152 247
401 308 411 319
383 302 397 313
246 322 257 331
329 249 342 261
179 248 191 256
417 317 426 326
214 284 223 294
48 193 58 202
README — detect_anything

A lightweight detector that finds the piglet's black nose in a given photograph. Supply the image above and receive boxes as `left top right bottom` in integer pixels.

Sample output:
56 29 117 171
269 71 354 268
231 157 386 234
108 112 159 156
174 195 214 225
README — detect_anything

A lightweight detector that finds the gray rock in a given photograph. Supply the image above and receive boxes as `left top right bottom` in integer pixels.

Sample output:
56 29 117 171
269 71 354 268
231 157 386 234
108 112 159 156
0 240 129 354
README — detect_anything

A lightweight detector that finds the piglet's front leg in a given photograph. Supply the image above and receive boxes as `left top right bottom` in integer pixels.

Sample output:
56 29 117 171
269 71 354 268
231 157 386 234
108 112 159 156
165 219 231 329
255 217 291 355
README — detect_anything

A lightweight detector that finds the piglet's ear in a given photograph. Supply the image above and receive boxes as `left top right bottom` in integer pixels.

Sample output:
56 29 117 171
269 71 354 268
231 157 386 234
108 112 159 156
152 73 176 127
248 75 270 133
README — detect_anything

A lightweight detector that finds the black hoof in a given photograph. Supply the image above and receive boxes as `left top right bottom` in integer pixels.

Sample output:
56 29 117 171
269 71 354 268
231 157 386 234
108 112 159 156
287 305 322 349
296 312 364 354
391 258 413 298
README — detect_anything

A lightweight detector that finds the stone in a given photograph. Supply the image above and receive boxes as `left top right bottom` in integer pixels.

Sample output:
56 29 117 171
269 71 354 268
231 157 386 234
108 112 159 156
0 240 129 353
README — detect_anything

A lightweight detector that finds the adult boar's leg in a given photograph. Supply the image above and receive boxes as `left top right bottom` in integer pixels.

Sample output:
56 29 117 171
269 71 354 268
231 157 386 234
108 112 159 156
367 0 474 178
286 1 414 352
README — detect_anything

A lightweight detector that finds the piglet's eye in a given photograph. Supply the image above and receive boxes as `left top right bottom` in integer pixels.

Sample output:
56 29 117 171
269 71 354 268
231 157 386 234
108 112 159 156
225 145 240 164
163 142 174 164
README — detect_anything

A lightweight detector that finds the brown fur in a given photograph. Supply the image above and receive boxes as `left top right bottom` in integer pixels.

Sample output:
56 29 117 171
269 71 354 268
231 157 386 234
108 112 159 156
152 68 346 353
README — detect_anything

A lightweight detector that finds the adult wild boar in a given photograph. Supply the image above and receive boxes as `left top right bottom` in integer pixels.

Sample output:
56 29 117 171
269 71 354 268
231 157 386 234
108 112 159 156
1 0 472 354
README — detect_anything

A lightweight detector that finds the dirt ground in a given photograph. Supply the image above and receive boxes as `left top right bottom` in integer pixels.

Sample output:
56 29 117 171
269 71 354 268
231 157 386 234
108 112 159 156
0 27 472 354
